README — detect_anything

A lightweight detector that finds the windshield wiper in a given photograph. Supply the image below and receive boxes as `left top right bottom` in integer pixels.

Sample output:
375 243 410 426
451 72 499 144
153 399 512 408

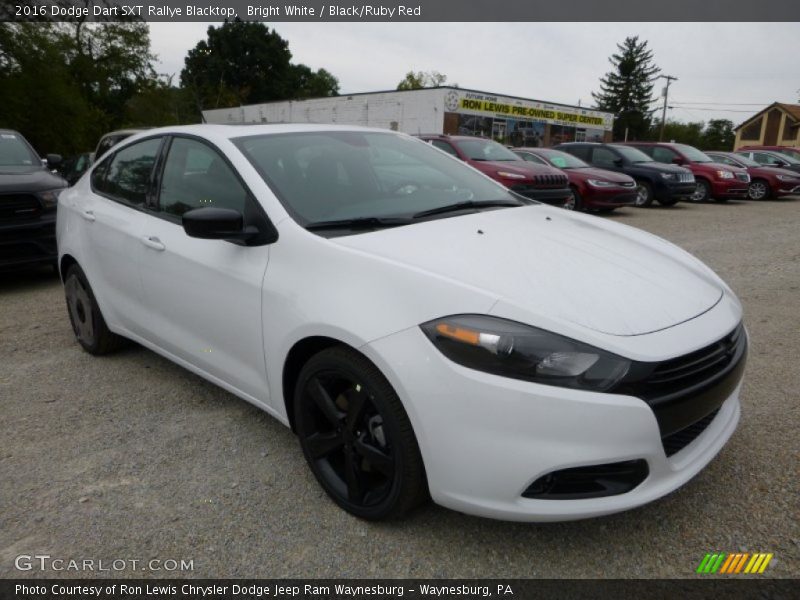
412 199 523 219
305 216 413 231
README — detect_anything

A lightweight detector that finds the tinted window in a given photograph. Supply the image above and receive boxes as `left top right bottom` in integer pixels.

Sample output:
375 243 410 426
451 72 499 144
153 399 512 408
93 138 161 207
159 138 249 218
651 146 678 163
592 147 620 169
752 152 778 165
611 145 653 163
563 145 590 161
430 140 459 157
708 154 736 166
454 138 519 161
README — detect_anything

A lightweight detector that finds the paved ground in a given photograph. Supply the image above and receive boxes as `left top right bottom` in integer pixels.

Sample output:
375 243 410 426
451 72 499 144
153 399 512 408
1 197 798 579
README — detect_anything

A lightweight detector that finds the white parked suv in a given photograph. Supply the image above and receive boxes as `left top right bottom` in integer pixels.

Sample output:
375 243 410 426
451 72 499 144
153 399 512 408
57 124 747 521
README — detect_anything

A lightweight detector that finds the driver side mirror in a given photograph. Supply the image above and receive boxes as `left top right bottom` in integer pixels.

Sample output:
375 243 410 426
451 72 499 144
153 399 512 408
183 207 274 245
614 158 624 167
671 157 685 165
46 153 62 168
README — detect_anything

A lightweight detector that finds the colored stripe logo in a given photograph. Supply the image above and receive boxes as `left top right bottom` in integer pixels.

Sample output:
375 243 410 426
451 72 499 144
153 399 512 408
696 552 773 574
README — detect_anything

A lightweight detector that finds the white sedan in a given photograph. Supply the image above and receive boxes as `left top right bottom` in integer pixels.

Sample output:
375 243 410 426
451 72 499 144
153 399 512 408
57 124 747 521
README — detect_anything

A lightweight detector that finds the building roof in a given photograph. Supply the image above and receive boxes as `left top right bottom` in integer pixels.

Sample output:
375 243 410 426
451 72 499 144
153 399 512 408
735 102 800 131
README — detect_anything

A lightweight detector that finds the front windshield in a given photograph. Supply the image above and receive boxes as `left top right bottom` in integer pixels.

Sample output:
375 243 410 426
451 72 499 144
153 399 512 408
611 145 653 163
0 132 40 173
722 153 758 167
674 144 713 163
539 150 589 169
453 138 520 161
234 131 524 225
773 151 800 165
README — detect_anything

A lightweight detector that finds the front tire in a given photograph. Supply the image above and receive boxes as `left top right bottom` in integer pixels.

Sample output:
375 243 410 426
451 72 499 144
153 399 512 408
294 347 428 520
634 181 654 207
657 196 679 206
564 186 582 211
64 264 127 355
748 179 770 200
689 179 711 203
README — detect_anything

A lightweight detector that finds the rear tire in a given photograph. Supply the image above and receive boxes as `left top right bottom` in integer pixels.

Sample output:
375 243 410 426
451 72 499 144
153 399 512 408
294 346 428 520
634 181 654 207
64 264 127 355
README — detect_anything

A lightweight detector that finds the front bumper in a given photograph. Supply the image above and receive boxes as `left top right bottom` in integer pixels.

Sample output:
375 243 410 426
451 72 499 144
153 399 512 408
363 319 743 522
776 183 800 196
582 187 638 208
654 180 696 201
711 179 749 199
511 185 572 205
0 212 57 269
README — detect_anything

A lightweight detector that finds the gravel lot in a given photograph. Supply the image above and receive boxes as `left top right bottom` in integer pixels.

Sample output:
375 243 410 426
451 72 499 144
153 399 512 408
1 197 798 579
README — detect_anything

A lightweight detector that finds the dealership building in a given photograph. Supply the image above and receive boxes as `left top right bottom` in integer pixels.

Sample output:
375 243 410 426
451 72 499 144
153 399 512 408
202 86 615 147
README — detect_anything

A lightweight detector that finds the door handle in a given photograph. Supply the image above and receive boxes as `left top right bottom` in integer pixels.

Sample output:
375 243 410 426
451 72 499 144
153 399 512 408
81 210 96 222
140 236 166 251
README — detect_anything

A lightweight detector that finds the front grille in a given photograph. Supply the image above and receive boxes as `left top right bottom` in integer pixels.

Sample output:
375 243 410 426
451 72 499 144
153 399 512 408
614 323 747 444
678 173 695 183
735 172 750 183
661 408 720 457
532 174 568 187
0 194 41 221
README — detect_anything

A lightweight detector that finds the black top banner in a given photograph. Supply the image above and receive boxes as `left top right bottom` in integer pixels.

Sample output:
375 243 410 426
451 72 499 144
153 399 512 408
3 0 800 22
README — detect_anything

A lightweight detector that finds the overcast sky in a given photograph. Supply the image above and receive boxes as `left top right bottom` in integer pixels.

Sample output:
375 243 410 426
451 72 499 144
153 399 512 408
148 22 800 125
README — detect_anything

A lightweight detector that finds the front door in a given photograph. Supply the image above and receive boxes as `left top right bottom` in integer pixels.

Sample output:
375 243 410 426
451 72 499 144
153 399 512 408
137 136 272 405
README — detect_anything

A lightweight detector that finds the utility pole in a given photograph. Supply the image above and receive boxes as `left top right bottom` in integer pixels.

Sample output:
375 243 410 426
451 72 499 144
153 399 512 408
658 75 677 141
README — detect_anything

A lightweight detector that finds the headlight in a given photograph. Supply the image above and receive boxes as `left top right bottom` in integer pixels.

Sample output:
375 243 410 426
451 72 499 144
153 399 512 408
496 171 527 180
586 179 616 188
420 315 631 392
776 175 798 182
660 173 677 180
36 188 63 209
716 170 734 180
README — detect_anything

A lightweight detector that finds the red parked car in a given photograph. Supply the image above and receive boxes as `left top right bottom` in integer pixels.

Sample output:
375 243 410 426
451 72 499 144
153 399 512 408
705 151 800 200
417 135 571 207
737 145 800 161
513 147 637 212
623 142 749 203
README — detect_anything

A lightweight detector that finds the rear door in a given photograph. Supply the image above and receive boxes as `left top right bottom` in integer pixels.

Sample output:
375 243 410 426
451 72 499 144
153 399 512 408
136 135 272 404
81 137 164 334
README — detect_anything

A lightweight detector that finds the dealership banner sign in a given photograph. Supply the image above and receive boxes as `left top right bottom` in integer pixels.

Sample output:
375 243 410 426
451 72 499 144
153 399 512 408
445 90 614 131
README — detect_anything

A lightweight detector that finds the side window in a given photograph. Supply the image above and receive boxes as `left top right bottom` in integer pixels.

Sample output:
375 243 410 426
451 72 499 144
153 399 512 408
93 138 161 207
566 146 590 161
651 146 678 163
712 155 734 166
753 152 780 165
518 152 547 165
430 140 459 158
159 137 249 218
592 147 619 168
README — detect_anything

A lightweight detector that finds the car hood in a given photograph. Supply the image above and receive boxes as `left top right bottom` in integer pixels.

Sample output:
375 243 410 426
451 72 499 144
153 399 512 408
749 165 800 178
476 160 564 177
570 167 634 184
334 206 723 337
630 161 689 175
0 168 66 193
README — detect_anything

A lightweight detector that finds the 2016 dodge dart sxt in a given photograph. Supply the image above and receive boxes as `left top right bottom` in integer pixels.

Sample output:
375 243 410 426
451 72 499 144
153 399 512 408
57 125 747 522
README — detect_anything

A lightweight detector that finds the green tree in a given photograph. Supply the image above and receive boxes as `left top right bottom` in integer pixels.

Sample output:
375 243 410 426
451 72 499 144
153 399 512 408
701 119 735 151
181 20 339 114
655 120 705 147
396 70 447 90
592 36 660 141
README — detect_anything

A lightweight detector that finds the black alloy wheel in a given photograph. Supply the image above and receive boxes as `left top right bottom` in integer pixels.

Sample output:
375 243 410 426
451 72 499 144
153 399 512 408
294 347 427 520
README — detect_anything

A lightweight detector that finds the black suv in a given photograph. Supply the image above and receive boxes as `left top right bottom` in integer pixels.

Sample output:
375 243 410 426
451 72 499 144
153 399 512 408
554 142 696 207
0 129 66 270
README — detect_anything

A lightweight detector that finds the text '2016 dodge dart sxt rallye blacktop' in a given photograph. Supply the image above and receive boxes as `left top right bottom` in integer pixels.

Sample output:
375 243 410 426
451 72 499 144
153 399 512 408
57 124 747 522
